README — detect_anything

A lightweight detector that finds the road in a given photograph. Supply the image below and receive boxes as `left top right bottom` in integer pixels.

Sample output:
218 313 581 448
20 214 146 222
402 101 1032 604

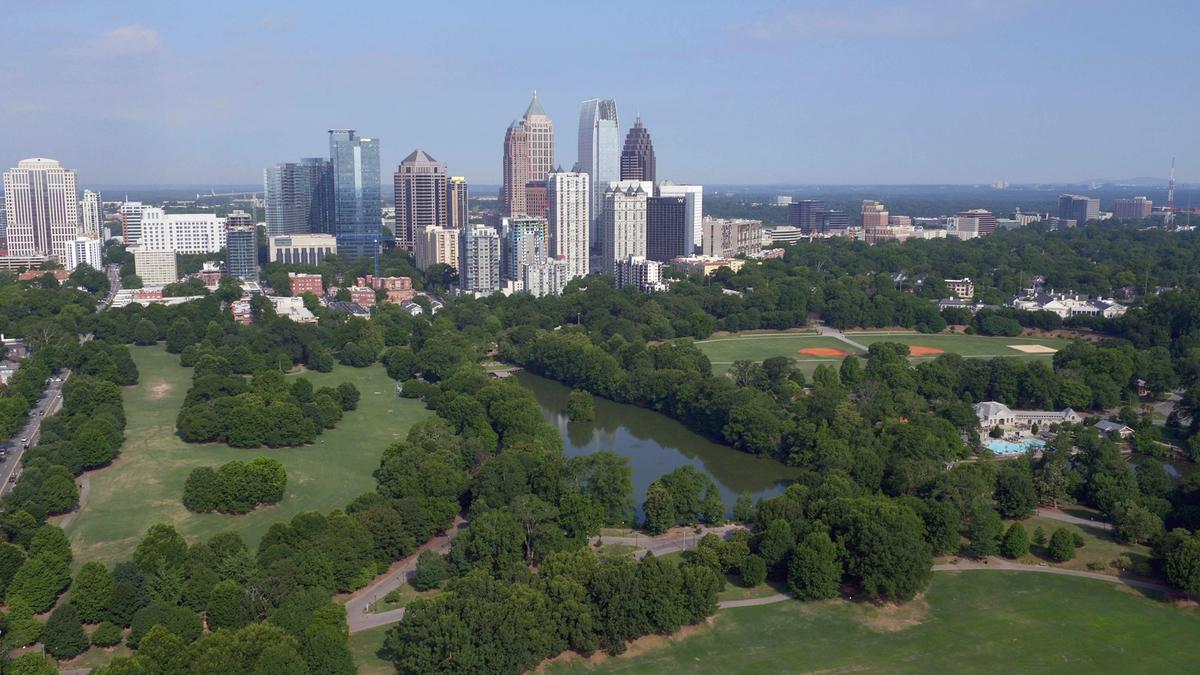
97 263 121 311
344 518 465 633
0 370 68 497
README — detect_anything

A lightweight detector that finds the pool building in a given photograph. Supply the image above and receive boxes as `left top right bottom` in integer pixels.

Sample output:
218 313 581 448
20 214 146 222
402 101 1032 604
974 401 1081 431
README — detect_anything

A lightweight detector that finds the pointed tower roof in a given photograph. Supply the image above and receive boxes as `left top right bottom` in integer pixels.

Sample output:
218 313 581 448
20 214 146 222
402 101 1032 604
525 90 547 118
402 149 438 164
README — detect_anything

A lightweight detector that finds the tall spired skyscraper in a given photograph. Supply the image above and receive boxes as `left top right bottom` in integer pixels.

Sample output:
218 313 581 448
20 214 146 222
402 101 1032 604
2 158 79 259
393 149 448 251
329 129 381 260
620 116 656 184
502 92 554 217
577 98 619 248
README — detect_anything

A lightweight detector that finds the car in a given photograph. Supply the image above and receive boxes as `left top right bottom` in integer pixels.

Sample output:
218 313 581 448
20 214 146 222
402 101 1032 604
20 438 26 443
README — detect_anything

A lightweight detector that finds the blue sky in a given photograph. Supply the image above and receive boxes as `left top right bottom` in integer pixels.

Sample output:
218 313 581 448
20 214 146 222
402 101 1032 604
3 0 1197 185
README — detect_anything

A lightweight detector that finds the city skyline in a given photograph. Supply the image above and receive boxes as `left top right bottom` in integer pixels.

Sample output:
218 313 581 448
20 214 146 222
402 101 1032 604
2 2 1197 186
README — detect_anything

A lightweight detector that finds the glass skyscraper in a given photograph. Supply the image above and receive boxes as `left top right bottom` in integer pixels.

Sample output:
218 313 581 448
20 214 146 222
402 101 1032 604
264 157 333 236
577 99 619 250
329 129 381 260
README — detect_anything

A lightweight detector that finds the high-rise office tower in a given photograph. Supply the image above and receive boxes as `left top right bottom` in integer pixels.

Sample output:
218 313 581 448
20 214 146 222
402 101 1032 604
524 181 548 219
80 189 103 239
1114 196 1153 219
956 209 996 236
502 92 554 217
264 158 333 236
657 182 702 252
577 98 620 248
225 226 258 281
546 169 590 280
602 181 649 274
393 149 448 251
139 208 226 253
646 195 688 262
620 116 656 183
329 129 382 260
415 226 460 272
861 200 889 243
502 215 547 280
448 176 469 229
2 158 79 259
460 224 500 294
787 199 825 233
1058 194 1099 225
119 201 144 245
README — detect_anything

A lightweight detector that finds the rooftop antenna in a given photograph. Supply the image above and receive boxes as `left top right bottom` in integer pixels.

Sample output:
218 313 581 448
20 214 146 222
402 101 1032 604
1166 157 1176 227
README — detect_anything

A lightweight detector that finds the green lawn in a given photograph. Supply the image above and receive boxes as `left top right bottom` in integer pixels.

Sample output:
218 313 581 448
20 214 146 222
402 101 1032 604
65 345 431 565
370 583 440 613
548 571 1200 673
1004 515 1154 577
349 625 394 675
850 332 1070 359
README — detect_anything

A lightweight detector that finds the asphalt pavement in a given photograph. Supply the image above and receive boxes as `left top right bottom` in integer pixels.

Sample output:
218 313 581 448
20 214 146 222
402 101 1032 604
0 371 67 496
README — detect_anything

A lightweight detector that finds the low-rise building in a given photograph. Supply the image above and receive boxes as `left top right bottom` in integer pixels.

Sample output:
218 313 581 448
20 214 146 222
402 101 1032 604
270 296 318 324
974 401 1081 430
288 273 324 297
269 233 337 265
701 217 762 258
946 277 975 299
1010 292 1127 318
197 261 223 287
17 268 70 282
1094 420 1135 438
347 286 376 307
670 255 745 276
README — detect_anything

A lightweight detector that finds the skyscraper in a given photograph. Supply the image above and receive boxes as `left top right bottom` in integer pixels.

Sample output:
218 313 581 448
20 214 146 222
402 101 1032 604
80 189 103 239
264 158 333 236
329 129 382 260
787 200 825 233
225 227 258 281
393 149 448 251
2 158 79 259
448 176 469 229
460 224 500 294
1058 194 1099 225
861 200 889 243
602 181 649 274
956 209 996 236
577 98 620 247
657 182 703 252
119 201 144 245
1114 196 1153 219
502 215 547 280
415 226 460 272
546 169 590 280
620 116 656 183
502 92 554 217
646 195 688 262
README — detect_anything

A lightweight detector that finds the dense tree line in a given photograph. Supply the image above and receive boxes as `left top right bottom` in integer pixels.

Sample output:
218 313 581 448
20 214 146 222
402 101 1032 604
182 457 287 514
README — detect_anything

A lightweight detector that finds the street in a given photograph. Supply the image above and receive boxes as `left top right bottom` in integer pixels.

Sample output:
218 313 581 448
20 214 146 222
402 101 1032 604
0 371 68 496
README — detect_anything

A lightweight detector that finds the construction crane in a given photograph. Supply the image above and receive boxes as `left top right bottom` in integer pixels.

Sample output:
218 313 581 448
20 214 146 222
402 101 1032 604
1165 157 1176 227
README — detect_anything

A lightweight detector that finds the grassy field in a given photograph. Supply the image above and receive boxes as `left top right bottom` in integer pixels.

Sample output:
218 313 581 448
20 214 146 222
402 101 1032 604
349 625 394 675
696 331 1070 376
65 345 431 565
1002 515 1154 577
547 571 1200 674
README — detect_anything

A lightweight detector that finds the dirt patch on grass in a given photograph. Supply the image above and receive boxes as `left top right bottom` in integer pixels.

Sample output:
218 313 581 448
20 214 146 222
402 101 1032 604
798 347 849 358
859 596 928 633
147 380 174 400
908 346 945 357
535 617 717 671
1007 344 1058 354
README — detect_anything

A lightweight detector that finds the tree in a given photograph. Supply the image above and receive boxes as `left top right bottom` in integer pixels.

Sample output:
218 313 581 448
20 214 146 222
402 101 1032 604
165 318 196 354
1112 501 1163 544
301 624 356 675
733 492 756 523
182 466 221 513
758 519 794 568
306 345 334 373
999 522 1030 559
207 579 248 630
128 602 203 647
1048 527 1076 562
787 531 842 600
133 523 189 579
642 482 674 535
133 319 159 346
565 390 595 422
741 554 767 587
1164 533 1200 593
336 381 360 411
994 464 1037 518
6 653 57 675
91 621 123 647
42 602 88 659
1032 525 1047 547
0 542 26 597
412 550 447 591
71 561 115 623
6 554 70 613
967 505 1002 558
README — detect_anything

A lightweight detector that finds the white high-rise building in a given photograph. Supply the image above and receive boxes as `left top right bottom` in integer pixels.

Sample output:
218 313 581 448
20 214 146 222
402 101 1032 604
415 226 460 272
657 182 703 252
2 158 79 259
138 208 226 253
132 249 178 286
547 170 590 280
577 99 619 248
502 216 547 280
614 254 667 293
602 181 650 274
523 258 570 298
460 224 500 294
64 236 103 271
80 189 104 239
119 201 144 245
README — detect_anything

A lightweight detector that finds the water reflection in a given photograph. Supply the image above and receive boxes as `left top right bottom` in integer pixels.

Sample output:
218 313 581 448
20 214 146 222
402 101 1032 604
516 372 800 515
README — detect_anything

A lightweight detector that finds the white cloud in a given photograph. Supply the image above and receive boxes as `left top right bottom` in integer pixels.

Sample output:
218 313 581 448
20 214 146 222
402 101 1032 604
732 0 1038 40
65 24 163 58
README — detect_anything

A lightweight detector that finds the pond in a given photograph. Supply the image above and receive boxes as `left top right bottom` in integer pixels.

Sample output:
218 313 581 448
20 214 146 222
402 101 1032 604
516 372 802 516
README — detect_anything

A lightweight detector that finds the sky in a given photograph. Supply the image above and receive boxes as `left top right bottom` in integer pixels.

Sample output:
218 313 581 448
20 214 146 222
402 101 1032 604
2 0 1198 186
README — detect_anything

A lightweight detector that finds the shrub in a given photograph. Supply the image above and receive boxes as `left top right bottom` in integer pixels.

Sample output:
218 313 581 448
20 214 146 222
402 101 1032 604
565 390 595 422
999 523 1030 559
128 602 203 647
741 554 767 587
412 550 447 591
1048 528 1076 562
91 621 123 647
43 602 88 660
182 457 286 514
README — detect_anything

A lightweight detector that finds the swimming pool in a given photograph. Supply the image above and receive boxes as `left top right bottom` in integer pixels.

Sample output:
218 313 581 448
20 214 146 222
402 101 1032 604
986 438 1046 455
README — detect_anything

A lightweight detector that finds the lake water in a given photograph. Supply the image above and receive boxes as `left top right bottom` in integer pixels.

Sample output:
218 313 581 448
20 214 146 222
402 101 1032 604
516 371 801 516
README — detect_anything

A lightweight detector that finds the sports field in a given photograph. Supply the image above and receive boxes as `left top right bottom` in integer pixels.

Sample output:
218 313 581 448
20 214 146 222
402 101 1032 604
546 571 1200 674
65 345 430 565
696 331 1069 376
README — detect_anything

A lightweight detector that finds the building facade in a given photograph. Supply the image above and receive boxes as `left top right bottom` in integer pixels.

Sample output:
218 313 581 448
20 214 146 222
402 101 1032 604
646 195 689 262
861 200 889 243
523 258 570 298
448 176 469 229
2 158 79 259
502 92 554 217
415 226 460 272
225 227 257 282
619 116 656 183
80 189 103 239
1114 196 1153 219
119 201 144 245
393 149 448 251
613 255 667 293
1059 194 1099 225
138 208 226 253
460 224 500 294
503 216 548 280
269 233 337 265
288 272 324 296
64 236 102 271
702 217 763 258
787 199 825 233
264 158 333 236
133 249 177 286
547 170 590 280
602 181 649 274
329 129 382 260
956 209 996 236
578 98 620 247
656 182 702 251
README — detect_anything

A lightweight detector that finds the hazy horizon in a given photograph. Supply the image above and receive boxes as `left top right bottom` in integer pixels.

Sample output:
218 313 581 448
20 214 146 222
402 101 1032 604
4 1 1197 186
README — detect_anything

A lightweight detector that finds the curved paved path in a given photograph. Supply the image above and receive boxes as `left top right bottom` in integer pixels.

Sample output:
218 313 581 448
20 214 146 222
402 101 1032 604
593 524 746 559
1036 507 1113 530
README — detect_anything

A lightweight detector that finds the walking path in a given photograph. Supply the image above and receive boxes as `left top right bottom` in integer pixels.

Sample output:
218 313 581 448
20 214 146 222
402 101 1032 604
56 475 90 529
817 326 869 352
593 524 746 559
1036 507 1112 530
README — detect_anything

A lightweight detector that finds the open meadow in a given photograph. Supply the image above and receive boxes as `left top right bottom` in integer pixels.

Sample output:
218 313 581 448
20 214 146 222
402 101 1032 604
64 345 430 565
